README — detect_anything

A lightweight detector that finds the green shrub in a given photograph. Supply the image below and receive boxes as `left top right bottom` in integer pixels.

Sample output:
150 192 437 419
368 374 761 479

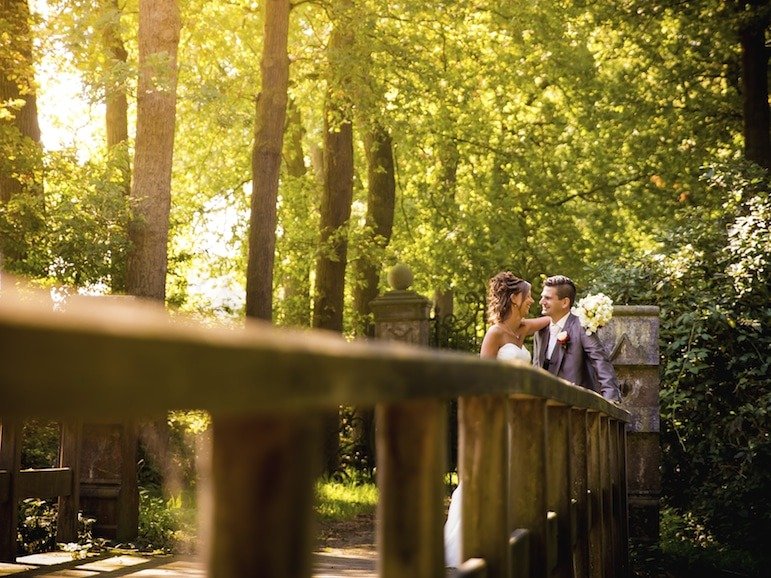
137 489 197 553
662 507 762 574
17 499 57 555
631 507 763 577
17 498 95 556
590 160 770 562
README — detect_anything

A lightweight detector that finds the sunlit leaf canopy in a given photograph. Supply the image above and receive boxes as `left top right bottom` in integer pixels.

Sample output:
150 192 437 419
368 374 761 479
11 0 749 326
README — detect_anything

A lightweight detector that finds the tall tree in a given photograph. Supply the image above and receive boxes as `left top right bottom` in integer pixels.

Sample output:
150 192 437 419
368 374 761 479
245 0 291 321
0 0 44 277
312 119 354 331
101 0 131 292
313 1 355 474
352 125 395 333
0 0 42 203
102 0 129 169
125 0 181 300
349 123 395 471
350 7 397 335
124 0 180 502
312 10 354 334
737 0 770 169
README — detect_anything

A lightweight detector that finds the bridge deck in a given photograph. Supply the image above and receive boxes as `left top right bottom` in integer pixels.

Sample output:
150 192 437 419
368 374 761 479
0 549 379 577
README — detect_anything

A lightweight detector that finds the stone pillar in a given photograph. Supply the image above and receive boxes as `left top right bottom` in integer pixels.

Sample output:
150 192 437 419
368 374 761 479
597 306 661 544
369 264 432 346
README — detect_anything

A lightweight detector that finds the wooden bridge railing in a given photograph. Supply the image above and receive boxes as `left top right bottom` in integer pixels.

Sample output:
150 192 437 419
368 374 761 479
0 281 630 578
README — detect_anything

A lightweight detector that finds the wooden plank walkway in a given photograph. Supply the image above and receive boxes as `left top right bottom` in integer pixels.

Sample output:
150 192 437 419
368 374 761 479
0 550 377 577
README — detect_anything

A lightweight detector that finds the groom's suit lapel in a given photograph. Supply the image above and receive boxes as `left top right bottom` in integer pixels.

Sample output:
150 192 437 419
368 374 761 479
549 313 576 377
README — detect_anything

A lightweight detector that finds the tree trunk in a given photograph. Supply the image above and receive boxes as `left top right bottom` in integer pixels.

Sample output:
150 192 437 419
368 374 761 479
0 0 42 204
245 0 291 322
352 125 396 336
125 0 181 301
284 97 307 180
125 0 180 498
313 12 355 473
348 126 396 473
103 0 129 155
313 116 353 334
739 1 770 169
102 0 130 292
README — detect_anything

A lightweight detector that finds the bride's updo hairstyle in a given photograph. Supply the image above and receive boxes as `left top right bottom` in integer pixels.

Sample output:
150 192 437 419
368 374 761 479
487 271 531 325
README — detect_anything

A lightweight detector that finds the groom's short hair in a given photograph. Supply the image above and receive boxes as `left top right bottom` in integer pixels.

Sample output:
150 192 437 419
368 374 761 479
544 275 576 306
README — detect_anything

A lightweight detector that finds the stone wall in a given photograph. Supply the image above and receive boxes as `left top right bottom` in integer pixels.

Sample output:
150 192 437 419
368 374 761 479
598 305 661 543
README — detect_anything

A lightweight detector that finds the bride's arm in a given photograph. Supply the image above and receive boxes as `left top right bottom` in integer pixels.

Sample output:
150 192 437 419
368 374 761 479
520 316 550 336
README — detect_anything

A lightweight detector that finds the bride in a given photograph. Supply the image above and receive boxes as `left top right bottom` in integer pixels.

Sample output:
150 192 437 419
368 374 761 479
443 271 549 568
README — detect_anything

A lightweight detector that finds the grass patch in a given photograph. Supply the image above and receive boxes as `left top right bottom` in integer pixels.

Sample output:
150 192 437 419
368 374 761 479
315 477 378 521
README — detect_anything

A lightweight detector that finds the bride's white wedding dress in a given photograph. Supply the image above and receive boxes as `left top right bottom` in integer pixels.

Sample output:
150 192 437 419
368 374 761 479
443 342 531 568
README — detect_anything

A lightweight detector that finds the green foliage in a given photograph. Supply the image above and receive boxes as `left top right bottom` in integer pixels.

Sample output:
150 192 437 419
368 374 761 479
589 160 770 560
17 499 58 555
658 507 763 576
137 490 196 553
21 0 751 322
17 498 95 556
338 406 376 476
166 410 209 492
21 419 60 469
16 492 196 556
0 149 131 289
631 507 763 577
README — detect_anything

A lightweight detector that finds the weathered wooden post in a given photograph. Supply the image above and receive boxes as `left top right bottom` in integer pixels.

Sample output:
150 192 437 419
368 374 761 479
371 264 446 577
459 393 509 577
569 409 589 578
598 306 660 545
509 397 548 578
586 411 604 577
0 419 22 561
546 405 571 578
57 419 82 543
207 414 322 578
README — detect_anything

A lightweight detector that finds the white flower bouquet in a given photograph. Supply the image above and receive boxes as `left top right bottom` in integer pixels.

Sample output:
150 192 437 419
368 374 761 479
573 293 613 335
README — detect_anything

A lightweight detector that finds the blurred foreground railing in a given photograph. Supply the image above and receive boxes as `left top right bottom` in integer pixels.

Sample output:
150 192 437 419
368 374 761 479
0 281 630 578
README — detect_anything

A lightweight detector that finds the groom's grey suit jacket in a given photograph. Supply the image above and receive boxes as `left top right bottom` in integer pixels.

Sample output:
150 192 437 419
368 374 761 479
532 313 621 402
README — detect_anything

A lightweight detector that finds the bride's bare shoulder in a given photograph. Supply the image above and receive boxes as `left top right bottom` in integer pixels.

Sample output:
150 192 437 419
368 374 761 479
480 325 506 358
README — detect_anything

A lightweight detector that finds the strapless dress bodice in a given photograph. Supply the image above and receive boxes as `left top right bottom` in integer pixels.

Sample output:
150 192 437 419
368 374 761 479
497 342 532 364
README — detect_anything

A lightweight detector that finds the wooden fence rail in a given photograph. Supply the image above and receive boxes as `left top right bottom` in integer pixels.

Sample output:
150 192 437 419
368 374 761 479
0 282 630 578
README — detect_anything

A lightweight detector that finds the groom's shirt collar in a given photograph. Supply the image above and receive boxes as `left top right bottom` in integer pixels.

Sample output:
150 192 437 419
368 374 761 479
551 313 570 330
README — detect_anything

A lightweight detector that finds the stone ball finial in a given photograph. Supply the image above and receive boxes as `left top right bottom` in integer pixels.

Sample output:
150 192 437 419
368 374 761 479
387 263 413 290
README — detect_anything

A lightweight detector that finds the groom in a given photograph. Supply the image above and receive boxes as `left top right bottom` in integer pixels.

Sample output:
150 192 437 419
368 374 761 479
532 275 621 402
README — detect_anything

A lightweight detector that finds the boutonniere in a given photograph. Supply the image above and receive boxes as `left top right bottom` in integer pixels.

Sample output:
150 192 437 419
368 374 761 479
556 331 569 348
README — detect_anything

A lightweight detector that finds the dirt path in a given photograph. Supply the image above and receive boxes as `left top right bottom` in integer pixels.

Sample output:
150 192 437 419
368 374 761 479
315 514 377 576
